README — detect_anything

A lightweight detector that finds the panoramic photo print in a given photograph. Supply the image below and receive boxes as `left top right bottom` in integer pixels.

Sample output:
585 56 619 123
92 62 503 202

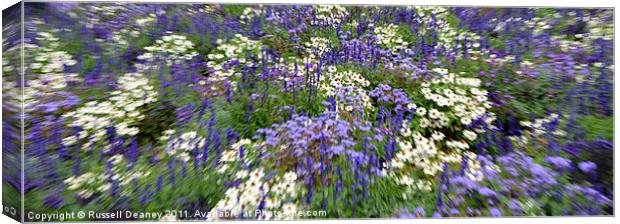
1 2 614 222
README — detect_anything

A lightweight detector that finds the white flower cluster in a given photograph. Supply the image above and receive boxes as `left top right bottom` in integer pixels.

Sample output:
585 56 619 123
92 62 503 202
418 68 492 126
1 35 23 112
373 24 409 54
311 5 348 27
319 66 370 96
519 113 566 138
1 77 20 113
414 107 449 129
513 16 553 36
106 13 158 46
509 114 568 151
138 33 198 64
412 6 481 57
135 13 156 27
459 151 484 181
22 73 81 111
160 130 207 162
396 173 432 199
204 34 262 89
331 86 374 116
63 73 158 150
386 68 494 188
495 11 612 53
391 128 485 182
199 4 217 13
31 32 77 72
219 138 252 161
454 32 481 57
18 32 82 112
85 3 129 17
580 11 614 42
216 138 258 174
550 31 612 55
533 11 607 53
64 172 107 199
210 168 300 220
574 63 613 84
99 13 157 46
187 4 218 16
553 36 589 53
240 7 264 23
274 57 315 83
2 31 79 114
210 138 300 220
390 133 441 176
396 174 432 191
75 4 160 32
64 155 151 198
303 37 332 63
318 66 373 115
483 54 517 65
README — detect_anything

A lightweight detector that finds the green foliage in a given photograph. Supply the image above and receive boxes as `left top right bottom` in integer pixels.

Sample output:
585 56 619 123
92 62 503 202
577 116 613 141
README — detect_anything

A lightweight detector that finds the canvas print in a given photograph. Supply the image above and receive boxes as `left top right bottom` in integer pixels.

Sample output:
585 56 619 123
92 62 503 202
1 2 614 222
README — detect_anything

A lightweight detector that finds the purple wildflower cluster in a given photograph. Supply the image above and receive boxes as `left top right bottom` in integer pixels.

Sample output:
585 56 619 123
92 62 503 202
1 3 613 221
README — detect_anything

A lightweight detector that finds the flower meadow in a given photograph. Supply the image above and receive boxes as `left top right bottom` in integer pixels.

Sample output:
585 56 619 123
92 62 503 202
1 2 614 221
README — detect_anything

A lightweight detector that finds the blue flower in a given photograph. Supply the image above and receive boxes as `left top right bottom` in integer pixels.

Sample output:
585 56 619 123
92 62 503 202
489 207 502 217
578 161 597 173
413 207 426 217
543 156 572 170
477 187 497 197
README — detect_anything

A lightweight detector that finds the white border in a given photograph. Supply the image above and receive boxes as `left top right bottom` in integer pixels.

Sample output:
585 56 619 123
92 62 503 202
1 1 617 224
3 0 618 7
